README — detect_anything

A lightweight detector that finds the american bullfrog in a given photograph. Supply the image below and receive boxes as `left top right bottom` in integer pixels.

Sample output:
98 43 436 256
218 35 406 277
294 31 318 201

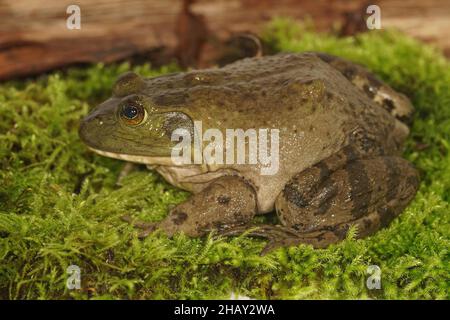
79 52 419 253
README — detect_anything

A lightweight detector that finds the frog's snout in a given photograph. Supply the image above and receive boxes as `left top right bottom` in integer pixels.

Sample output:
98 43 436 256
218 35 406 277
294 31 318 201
79 99 119 149
79 115 112 151
78 115 98 147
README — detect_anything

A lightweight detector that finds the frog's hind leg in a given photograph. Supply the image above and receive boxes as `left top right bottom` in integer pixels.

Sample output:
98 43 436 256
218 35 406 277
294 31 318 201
221 154 419 254
315 53 414 126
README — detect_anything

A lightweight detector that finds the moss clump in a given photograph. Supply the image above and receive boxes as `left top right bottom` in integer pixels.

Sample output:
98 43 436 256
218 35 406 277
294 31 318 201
0 19 449 299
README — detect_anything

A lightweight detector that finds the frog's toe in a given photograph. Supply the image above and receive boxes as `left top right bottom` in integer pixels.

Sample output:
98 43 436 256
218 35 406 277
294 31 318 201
218 224 293 237
116 162 137 186
217 224 312 255
121 215 158 237
137 225 158 239
260 230 330 255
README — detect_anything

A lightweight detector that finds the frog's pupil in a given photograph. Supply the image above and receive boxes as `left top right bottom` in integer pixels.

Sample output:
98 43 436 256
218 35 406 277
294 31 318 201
123 106 138 119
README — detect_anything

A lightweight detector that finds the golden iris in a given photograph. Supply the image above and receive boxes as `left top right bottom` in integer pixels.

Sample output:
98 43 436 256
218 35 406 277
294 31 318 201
120 102 145 125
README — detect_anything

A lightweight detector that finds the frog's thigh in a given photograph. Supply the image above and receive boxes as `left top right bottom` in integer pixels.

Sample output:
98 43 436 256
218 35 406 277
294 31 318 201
275 156 419 247
159 175 257 237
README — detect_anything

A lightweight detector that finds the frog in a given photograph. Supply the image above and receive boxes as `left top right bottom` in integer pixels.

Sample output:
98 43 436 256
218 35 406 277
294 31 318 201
79 52 419 253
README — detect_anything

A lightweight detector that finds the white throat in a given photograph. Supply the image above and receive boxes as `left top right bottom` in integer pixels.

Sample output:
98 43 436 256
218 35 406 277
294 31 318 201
88 147 175 166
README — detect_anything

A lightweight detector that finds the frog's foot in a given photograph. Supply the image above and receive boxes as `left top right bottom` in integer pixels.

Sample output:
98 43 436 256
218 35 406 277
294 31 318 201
126 175 258 239
216 33 264 66
315 52 414 126
270 155 419 250
121 215 157 238
217 224 321 255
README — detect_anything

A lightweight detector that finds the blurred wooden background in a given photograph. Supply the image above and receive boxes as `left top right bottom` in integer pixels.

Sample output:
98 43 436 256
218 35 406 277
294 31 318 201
0 0 449 80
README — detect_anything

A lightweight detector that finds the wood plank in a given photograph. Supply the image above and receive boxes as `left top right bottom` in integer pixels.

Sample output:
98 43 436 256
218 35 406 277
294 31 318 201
0 0 448 80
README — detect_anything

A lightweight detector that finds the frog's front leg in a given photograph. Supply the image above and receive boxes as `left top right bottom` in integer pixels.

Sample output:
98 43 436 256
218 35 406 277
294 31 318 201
133 175 258 238
116 162 136 186
222 154 419 253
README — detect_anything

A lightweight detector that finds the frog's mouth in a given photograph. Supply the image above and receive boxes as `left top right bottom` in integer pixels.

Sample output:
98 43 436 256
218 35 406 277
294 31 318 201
87 146 175 166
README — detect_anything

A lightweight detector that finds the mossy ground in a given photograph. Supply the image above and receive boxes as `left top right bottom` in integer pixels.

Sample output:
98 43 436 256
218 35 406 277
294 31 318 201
0 19 449 299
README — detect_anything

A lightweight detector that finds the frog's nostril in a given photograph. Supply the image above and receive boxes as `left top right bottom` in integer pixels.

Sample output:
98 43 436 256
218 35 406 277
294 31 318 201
96 117 104 126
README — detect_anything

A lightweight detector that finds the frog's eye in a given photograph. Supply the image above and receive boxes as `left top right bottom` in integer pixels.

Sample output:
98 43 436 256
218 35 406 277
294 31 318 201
120 102 146 126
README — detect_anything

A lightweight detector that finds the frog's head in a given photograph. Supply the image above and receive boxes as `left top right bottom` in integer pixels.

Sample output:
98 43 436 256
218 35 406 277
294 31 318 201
79 72 194 163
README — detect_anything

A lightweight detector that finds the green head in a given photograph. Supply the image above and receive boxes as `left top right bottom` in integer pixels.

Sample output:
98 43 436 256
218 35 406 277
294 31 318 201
79 72 194 162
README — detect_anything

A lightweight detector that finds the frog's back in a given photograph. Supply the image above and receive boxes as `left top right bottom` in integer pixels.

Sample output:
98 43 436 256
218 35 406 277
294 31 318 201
145 52 348 120
144 52 402 178
144 53 396 136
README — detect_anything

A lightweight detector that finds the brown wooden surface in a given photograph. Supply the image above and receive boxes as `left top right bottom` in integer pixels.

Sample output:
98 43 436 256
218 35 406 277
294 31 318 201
0 0 449 80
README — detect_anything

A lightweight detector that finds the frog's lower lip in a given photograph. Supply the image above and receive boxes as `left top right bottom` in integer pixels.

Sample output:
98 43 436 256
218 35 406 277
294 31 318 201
87 146 174 166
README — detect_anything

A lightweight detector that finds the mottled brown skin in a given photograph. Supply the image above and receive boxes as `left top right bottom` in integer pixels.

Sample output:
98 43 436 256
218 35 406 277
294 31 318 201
79 52 419 253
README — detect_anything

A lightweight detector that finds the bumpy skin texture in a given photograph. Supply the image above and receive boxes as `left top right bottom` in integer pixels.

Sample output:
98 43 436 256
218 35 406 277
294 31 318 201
79 52 419 251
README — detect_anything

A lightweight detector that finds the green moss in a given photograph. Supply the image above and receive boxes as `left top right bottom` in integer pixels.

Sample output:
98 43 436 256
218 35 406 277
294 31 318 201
0 19 449 299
